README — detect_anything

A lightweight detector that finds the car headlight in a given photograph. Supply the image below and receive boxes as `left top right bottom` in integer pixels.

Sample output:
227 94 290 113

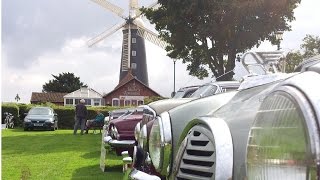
138 124 147 149
110 125 119 139
134 122 141 141
247 86 320 179
45 118 54 123
24 118 31 122
149 112 172 176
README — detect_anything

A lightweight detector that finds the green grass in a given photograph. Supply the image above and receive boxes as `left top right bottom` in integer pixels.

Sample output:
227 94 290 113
1 128 123 180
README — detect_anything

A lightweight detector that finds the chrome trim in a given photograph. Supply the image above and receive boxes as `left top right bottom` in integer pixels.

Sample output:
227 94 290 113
104 136 135 148
159 111 172 176
138 124 147 149
172 117 233 180
134 122 141 141
129 169 161 180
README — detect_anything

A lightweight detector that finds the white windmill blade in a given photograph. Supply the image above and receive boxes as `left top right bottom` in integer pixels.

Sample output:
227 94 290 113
135 24 167 49
90 0 126 19
133 1 159 19
87 22 126 47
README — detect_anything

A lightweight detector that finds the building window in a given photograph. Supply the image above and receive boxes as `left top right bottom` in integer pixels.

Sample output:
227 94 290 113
138 100 144 105
132 38 136 43
66 99 73 105
125 100 131 106
75 99 80 104
132 50 136 56
94 99 100 106
84 99 91 106
131 100 137 106
112 98 120 106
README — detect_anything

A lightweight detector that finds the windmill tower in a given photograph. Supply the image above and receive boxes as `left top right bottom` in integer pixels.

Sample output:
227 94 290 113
88 0 166 87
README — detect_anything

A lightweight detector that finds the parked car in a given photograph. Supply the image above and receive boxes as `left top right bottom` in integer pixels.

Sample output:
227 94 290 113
128 58 320 180
172 85 199 98
23 107 58 131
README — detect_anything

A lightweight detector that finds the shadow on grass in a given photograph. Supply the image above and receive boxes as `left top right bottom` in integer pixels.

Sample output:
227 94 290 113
71 164 123 180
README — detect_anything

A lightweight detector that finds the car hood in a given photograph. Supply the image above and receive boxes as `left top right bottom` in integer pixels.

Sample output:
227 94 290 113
148 98 195 115
25 114 53 120
110 114 143 132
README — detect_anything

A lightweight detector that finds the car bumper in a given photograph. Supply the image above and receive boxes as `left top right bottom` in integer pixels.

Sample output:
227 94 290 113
104 136 135 148
124 168 161 180
24 122 55 129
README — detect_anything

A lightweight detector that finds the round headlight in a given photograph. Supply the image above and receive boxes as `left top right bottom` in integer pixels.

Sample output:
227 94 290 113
134 122 141 141
138 124 147 149
149 112 172 176
247 88 319 179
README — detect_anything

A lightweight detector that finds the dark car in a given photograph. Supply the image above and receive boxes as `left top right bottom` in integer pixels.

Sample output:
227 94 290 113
23 107 58 131
128 58 320 179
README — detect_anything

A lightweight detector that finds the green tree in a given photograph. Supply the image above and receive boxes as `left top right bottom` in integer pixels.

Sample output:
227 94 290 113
284 34 320 72
301 34 320 58
42 72 87 93
14 94 21 102
143 0 300 80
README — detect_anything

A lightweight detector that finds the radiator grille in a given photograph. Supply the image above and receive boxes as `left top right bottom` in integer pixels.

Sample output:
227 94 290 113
176 126 216 180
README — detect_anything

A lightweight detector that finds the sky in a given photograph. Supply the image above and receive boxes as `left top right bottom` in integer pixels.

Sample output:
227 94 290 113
1 0 320 104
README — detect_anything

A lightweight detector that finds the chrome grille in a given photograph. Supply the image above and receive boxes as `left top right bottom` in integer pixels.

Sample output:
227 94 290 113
176 126 216 180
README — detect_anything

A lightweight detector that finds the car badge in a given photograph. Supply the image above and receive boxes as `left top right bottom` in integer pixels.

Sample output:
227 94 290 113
37 121 39 123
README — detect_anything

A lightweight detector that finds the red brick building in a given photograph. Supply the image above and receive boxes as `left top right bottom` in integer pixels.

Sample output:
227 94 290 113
104 73 161 106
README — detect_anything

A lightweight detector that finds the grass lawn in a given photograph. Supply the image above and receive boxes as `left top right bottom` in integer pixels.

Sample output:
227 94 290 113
1 128 124 180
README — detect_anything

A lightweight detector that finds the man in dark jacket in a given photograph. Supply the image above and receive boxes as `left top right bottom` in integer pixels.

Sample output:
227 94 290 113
74 99 88 135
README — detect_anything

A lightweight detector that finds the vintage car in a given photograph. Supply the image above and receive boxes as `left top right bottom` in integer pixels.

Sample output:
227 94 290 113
104 106 144 156
172 85 199 98
128 57 320 179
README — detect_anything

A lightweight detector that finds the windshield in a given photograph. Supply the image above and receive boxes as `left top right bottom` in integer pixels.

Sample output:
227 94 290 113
173 90 186 99
28 108 51 115
190 84 218 98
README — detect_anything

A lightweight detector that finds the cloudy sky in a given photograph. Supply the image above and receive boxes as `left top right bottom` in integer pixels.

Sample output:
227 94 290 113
1 0 320 103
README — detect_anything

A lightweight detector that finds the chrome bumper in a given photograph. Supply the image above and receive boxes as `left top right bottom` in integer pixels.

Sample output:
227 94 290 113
125 169 161 180
104 136 135 148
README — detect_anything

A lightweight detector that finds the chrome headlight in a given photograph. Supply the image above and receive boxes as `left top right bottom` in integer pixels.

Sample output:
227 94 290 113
247 84 320 179
149 112 172 176
110 125 119 139
134 122 141 141
138 124 147 149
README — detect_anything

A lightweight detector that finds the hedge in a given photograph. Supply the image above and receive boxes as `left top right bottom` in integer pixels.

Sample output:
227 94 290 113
1 103 126 129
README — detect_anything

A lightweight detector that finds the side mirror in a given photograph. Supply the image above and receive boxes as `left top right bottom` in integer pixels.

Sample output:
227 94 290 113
54 113 58 116
171 92 176 98
24 113 28 116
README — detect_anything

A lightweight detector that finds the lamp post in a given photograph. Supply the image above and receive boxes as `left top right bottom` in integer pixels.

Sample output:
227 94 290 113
173 59 177 93
275 31 283 51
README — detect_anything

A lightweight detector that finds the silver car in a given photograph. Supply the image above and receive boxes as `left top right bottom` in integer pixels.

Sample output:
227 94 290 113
23 107 58 131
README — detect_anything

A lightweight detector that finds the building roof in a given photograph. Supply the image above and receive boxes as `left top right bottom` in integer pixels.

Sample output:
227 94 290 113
31 92 67 103
104 72 161 98
64 87 103 98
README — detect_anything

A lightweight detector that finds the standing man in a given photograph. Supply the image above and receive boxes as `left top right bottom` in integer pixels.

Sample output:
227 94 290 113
74 99 88 135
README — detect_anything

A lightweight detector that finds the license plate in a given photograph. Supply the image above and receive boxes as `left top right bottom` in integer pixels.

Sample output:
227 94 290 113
34 123 43 126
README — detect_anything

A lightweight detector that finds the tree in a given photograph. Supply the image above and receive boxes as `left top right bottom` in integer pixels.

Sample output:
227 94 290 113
284 34 320 72
42 72 87 93
15 94 21 102
143 0 300 80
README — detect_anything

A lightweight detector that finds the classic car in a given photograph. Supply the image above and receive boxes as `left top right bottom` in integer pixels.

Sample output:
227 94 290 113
128 57 320 180
172 85 199 98
105 106 144 156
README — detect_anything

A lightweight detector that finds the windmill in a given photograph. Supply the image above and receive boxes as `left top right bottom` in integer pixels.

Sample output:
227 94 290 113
88 0 166 87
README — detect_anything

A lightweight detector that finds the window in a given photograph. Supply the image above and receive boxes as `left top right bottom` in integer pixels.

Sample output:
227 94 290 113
84 99 91 106
112 98 120 106
66 99 73 105
138 100 144 105
94 99 100 106
132 38 136 43
75 99 80 104
132 50 136 56
125 100 131 106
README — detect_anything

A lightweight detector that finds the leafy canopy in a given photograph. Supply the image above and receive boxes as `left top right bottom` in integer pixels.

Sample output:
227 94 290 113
143 0 300 80
42 72 87 93
285 34 320 72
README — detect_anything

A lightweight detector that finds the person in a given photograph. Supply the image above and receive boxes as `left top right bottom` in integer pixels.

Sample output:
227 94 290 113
85 111 105 134
74 99 88 135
